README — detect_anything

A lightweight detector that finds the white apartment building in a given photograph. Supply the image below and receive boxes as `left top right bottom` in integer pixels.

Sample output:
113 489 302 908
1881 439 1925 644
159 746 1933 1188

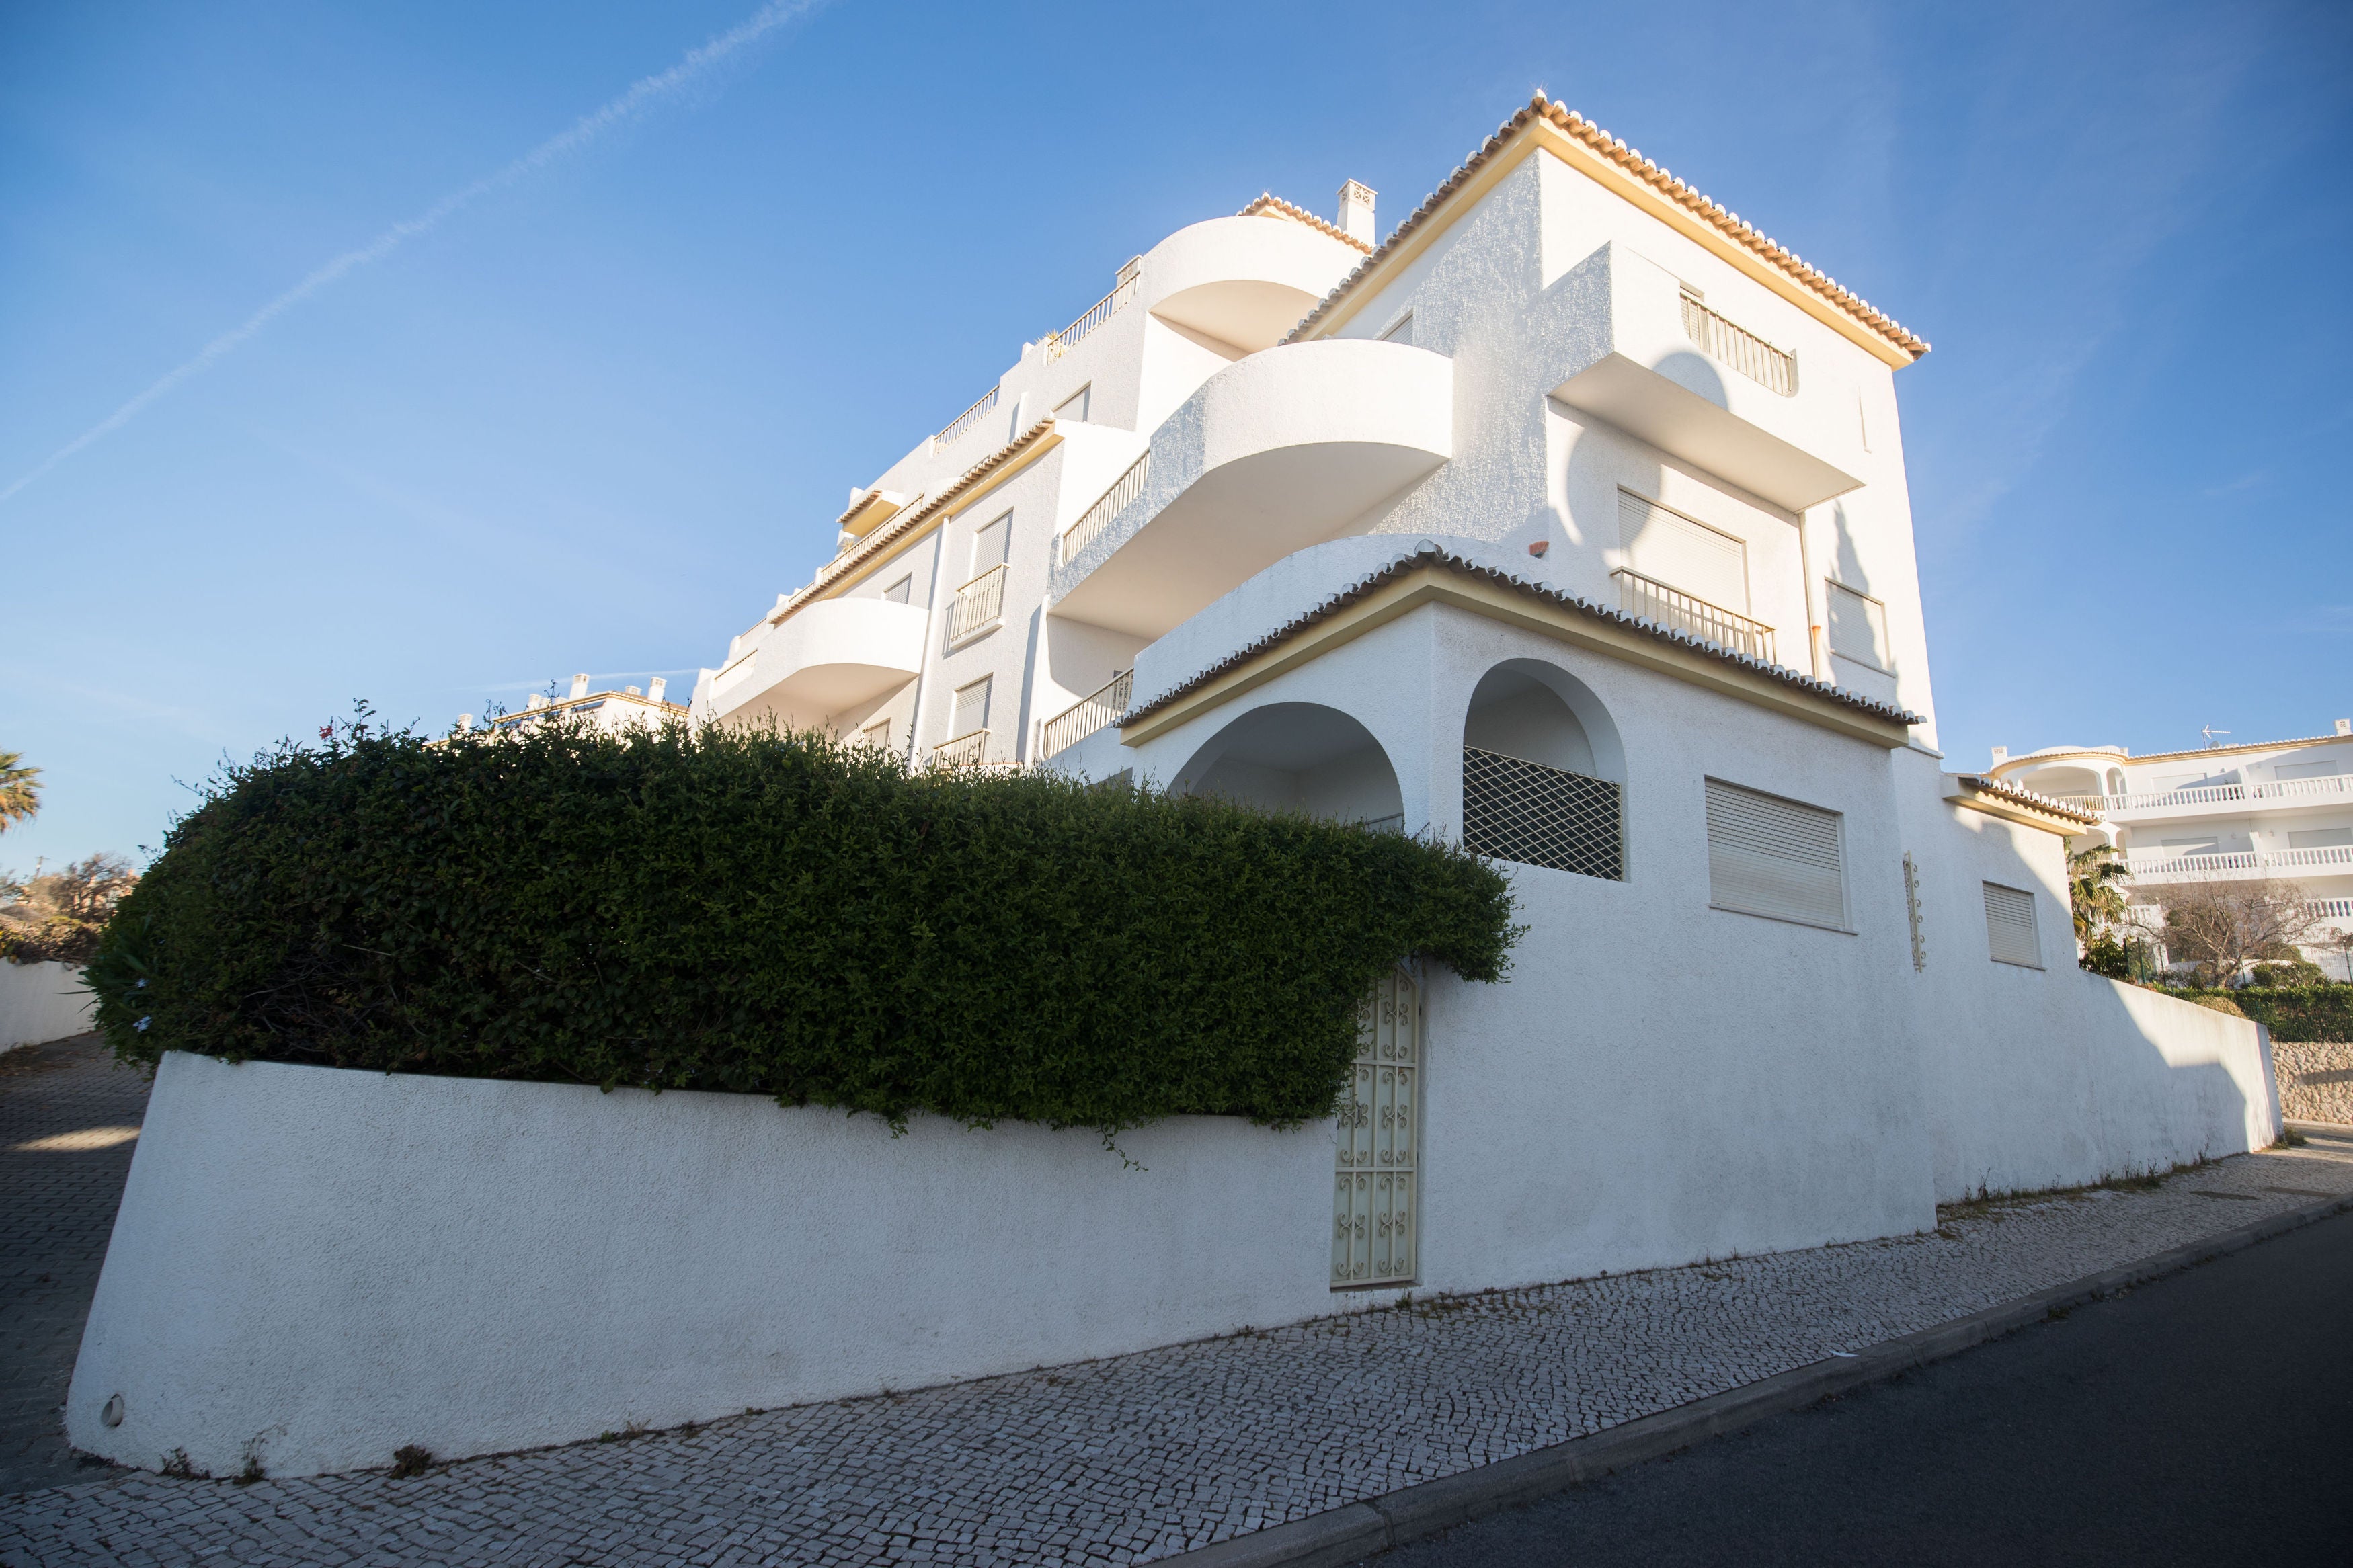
461 673 686 739
686 95 2274 1292
1991 724 2353 972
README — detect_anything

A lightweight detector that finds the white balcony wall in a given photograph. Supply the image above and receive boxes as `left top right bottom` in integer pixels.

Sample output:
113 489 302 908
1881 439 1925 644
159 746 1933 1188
703 597 928 730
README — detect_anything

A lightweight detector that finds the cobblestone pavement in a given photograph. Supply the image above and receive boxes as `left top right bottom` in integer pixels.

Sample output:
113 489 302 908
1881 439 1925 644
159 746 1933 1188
3 1116 2349 1568
0 1036 147 1499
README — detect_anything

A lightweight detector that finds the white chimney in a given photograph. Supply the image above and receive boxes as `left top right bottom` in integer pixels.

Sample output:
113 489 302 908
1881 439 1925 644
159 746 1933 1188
625 685 642 696
649 677 668 704
1337 180 1377 247
2338 718 2351 737
527 693 550 710
569 673 590 700
456 713 473 734
1990 745 2009 765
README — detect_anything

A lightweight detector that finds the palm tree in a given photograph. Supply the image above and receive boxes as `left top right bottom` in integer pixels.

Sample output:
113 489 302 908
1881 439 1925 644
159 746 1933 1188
2067 841 2131 942
0 750 38 833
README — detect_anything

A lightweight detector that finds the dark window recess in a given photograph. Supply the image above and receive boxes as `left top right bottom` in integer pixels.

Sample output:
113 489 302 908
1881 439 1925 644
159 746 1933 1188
1462 747 1623 880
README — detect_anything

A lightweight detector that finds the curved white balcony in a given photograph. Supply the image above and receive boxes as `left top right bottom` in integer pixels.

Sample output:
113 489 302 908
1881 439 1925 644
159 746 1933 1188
1141 214 1364 354
705 597 927 727
1052 339 1453 639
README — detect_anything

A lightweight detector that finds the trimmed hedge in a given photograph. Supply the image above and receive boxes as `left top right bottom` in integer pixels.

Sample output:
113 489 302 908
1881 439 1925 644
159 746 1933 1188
2169 986 2353 1043
90 719 1517 1134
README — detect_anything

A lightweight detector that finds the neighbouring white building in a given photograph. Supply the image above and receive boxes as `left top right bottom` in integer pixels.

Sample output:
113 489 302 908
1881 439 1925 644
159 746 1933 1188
70 97 2284 1481
1990 725 2353 975
457 673 686 739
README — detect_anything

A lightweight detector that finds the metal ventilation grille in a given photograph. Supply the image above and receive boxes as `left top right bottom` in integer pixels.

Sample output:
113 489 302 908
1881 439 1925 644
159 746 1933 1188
1462 747 1623 880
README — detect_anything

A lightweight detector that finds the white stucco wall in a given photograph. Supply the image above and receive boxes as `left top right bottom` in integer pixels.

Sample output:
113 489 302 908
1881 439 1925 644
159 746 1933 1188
67 1053 1343 1480
1 960 95 1051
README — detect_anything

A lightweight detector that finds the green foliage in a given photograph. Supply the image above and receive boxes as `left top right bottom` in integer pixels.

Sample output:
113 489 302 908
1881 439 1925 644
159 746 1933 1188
89 716 1517 1134
1 853 137 966
2079 930 2134 979
2245 958 2327 989
2211 985 2353 1042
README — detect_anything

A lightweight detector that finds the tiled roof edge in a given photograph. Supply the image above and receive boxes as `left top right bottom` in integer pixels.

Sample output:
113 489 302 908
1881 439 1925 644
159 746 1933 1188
1950 774 2102 826
1283 94 1929 358
1237 194 1375 255
1121 548 1925 729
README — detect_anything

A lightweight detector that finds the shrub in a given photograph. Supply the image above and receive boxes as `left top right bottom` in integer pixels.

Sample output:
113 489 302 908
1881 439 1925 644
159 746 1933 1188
2218 985 2353 1042
1 854 137 966
88 718 1518 1135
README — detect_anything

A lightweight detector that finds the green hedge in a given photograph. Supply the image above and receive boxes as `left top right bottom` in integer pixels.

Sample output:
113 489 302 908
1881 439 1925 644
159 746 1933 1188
2168 986 2353 1043
90 719 1517 1134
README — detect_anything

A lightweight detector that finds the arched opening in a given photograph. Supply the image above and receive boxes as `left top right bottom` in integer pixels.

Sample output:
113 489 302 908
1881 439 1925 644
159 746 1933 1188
1172 702 1404 830
1460 661 1625 879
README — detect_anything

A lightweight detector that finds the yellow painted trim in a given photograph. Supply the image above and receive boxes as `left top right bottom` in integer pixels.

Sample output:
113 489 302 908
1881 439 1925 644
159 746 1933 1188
1943 781 2096 838
1305 120 1919 370
810 432 1063 607
1118 565 1911 750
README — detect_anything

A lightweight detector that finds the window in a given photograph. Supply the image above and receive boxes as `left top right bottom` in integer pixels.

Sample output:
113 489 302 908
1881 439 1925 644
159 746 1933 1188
1379 311 1414 345
859 718 892 750
1825 583 1890 671
1983 882 2042 968
1704 779 1846 930
949 675 992 741
1619 491 1748 612
2277 760 2341 781
971 511 1012 576
1053 385 1091 423
2159 837 2220 856
2289 827 2353 850
883 575 914 605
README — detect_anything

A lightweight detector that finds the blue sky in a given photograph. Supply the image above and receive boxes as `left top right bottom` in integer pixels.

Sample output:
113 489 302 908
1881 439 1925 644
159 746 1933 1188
3 0 2348 871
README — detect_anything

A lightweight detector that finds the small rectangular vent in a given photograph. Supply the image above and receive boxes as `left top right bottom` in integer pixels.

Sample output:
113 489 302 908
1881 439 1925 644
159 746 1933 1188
1983 882 2042 968
1462 748 1623 880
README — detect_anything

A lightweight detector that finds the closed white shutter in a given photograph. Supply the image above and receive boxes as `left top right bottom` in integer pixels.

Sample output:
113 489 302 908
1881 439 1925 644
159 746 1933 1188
1706 779 1846 929
1619 491 1748 612
949 675 991 740
1825 582 1890 669
971 512 1012 575
2277 760 2341 780
1983 883 2042 968
1053 385 1091 423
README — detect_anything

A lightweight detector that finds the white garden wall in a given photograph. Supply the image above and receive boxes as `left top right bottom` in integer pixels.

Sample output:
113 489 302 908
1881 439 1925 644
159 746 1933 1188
1 960 95 1051
67 1053 1340 1481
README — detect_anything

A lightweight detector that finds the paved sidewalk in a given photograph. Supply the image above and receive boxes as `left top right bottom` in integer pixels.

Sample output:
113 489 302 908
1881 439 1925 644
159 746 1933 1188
0 1036 147 1497
3 1108 2349 1568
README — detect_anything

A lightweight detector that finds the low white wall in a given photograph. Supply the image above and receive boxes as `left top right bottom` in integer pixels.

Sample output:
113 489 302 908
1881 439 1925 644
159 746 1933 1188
1 960 95 1050
67 1053 1339 1480
1899 753 2280 1199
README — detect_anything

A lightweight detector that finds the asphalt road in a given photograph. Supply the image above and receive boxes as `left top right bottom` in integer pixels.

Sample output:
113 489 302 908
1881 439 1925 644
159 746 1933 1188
1372 1204 2353 1567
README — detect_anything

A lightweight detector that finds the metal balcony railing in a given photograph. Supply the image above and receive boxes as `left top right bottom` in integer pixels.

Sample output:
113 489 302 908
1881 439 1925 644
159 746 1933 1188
1041 260 1140 362
1039 669 1133 759
1058 452 1150 565
934 729 994 770
945 564 1008 644
934 384 1002 449
1680 290 1798 397
1613 569 1777 665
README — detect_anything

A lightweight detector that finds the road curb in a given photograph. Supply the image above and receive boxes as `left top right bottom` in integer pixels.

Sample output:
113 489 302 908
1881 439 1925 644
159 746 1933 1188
1166 1188 2353 1568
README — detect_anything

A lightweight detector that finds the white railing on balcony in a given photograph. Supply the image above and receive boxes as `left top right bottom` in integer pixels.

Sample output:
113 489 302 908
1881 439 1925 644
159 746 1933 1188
2124 843 2353 879
945 563 1008 644
1680 290 1798 397
934 384 1002 449
1041 261 1140 362
2055 773 2353 815
1613 569 1777 665
934 729 994 770
1039 669 1133 759
1058 452 1151 565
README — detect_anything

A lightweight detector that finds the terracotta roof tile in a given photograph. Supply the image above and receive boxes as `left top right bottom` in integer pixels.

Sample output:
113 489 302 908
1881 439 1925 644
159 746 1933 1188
1286 94 1928 360
1950 774 2103 827
1236 194 1373 255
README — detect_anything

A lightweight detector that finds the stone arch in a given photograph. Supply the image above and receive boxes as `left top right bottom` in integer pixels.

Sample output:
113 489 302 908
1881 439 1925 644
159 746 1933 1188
1172 702 1404 828
1460 659 1625 782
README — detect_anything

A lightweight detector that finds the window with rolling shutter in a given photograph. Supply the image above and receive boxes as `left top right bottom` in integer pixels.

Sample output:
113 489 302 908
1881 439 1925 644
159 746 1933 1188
949 675 991 741
1620 491 1748 613
1704 779 1847 930
1983 882 2042 968
1825 582 1890 671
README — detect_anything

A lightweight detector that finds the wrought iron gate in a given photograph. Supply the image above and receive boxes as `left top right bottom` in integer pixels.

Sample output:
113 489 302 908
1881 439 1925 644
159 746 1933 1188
1333 968 1419 1287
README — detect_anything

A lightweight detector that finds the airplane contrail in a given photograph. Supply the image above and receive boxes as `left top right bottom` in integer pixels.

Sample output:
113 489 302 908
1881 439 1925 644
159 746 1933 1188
1 0 822 507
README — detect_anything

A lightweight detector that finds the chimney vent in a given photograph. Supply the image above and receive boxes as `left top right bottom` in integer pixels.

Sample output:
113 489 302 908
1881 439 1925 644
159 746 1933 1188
528 694 550 710
649 677 668 704
569 673 590 700
1989 745 2009 764
2338 718 2350 736
625 685 642 696
1337 180 1376 246
456 713 473 734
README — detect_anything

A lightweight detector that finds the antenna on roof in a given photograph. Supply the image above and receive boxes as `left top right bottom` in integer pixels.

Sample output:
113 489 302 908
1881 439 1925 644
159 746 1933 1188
2200 725 2231 749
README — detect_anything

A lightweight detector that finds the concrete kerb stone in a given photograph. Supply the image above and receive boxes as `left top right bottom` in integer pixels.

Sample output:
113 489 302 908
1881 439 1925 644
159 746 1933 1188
1166 1187 2353 1568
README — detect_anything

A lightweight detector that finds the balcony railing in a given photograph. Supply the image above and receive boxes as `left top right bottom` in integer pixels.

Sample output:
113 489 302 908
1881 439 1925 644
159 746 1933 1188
934 384 1002 449
2055 773 2353 815
1680 290 1798 397
945 563 1008 644
1613 569 1777 665
934 729 994 770
1058 452 1151 565
1041 261 1140 362
1039 669 1133 759
2124 844 2353 879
